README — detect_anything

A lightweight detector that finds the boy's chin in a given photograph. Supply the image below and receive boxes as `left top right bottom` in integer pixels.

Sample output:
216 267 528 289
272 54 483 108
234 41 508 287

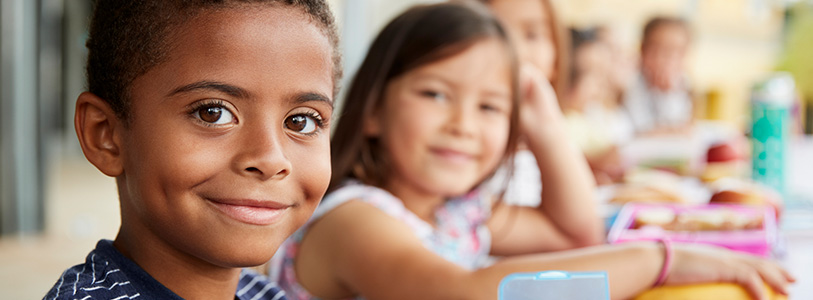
224 257 274 269
200 239 283 268
209 249 277 269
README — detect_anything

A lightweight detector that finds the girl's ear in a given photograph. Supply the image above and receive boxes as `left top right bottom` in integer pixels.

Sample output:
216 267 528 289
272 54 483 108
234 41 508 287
74 92 125 177
362 113 382 137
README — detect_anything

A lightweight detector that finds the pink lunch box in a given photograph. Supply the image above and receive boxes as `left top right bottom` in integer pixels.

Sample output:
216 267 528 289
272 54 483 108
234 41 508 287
607 203 777 257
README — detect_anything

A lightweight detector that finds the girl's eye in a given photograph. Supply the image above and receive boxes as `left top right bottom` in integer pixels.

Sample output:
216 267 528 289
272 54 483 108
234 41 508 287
480 102 507 114
525 25 550 42
195 105 235 125
284 114 319 134
481 104 500 113
420 90 447 102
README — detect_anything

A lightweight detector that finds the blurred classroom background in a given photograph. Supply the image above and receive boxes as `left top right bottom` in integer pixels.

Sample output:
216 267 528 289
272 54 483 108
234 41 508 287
2 0 813 299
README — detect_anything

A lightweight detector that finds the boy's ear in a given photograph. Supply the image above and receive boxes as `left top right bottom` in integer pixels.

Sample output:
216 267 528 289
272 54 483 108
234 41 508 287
74 92 124 177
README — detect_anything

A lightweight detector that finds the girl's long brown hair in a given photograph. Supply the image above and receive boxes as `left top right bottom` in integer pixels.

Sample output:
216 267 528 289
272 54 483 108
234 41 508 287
328 1 521 193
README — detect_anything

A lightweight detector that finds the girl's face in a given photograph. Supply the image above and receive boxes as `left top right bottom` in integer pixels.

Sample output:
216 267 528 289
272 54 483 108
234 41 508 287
369 39 512 198
119 6 333 267
488 0 556 80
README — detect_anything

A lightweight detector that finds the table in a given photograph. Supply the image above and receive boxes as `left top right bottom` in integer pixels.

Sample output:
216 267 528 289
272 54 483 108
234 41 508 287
779 136 813 299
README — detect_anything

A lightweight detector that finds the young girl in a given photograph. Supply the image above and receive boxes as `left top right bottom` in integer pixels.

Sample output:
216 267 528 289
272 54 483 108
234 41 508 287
276 2 793 300
479 0 605 210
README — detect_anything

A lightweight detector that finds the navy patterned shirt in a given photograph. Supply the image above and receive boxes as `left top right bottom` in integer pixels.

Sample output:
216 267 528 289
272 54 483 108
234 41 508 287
44 240 286 300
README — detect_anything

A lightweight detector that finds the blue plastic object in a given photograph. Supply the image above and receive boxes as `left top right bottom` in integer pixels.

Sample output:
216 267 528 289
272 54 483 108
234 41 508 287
498 270 610 300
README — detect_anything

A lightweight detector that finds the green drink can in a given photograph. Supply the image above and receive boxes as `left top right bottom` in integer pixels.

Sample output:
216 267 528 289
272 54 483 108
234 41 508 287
751 72 795 196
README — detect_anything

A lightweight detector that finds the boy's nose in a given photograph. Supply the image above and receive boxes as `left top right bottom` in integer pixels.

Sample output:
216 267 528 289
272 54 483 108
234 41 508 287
233 126 292 181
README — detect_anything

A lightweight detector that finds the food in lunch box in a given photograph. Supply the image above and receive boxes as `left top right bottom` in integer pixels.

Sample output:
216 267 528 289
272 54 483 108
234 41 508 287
708 178 783 220
700 163 742 182
633 207 763 231
610 168 687 204
609 185 686 204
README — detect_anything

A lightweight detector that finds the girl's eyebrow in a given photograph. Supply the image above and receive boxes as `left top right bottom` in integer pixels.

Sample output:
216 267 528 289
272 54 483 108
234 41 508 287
522 19 548 30
168 81 251 99
482 89 510 100
412 73 456 88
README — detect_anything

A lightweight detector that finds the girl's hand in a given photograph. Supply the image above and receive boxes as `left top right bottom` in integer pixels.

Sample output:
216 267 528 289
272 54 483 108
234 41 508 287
666 243 796 300
518 64 565 140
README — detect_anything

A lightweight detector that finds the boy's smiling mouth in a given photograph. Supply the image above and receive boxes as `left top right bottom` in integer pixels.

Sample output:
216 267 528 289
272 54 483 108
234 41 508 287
205 197 293 226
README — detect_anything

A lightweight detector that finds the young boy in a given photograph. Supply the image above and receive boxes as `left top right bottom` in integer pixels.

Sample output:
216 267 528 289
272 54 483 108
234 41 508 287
45 1 341 299
624 16 693 135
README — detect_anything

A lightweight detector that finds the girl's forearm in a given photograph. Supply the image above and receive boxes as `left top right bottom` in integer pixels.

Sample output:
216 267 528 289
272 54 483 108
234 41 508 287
469 242 663 300
526 126 604 246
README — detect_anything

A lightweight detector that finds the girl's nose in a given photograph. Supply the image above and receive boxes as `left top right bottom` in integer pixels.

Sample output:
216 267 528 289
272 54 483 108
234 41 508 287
445 102 477 138
233 125 292 181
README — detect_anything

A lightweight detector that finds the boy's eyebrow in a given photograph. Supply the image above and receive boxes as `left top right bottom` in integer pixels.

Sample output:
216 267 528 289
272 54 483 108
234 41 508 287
168 80 333 108
168 81 251 99
294 92 334 109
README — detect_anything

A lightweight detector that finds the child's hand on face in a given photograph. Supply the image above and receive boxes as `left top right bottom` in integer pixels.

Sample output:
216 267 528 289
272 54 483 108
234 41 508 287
519 64 566 141
667 243 795 300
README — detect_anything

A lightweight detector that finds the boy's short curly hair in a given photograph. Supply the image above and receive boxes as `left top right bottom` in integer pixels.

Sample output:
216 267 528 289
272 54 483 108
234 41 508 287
87 0 341 123
641 16 690 50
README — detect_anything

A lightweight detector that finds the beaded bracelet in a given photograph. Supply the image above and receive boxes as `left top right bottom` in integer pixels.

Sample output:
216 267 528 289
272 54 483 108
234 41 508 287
654 238 673 287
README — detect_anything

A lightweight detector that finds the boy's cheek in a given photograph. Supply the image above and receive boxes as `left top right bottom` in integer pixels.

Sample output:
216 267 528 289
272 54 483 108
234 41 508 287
292 140 332 195
285 135 331 196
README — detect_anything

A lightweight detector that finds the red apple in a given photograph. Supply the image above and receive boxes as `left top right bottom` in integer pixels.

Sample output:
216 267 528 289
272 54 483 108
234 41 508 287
706 142 740 163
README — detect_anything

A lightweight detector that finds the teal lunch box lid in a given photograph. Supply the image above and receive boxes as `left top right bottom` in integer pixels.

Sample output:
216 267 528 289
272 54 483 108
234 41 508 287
499 270 610 300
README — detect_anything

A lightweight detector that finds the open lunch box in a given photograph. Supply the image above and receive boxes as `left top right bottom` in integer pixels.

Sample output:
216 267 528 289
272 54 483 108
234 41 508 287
607 203 777 257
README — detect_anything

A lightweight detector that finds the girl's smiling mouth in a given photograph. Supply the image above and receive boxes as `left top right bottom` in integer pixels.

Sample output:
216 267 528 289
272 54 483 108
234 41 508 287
429 147 477 165
206 197 293 226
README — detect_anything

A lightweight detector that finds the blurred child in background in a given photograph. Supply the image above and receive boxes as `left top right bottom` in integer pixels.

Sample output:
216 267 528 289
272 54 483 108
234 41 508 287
480 0 600 216
624 16 695 135
564 27 634 184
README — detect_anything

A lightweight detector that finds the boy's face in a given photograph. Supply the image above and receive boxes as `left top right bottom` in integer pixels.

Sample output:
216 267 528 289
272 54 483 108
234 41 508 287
117 7 333 267
641 24 689 91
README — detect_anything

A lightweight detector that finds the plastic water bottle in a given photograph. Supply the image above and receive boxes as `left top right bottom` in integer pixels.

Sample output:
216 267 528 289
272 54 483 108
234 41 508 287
750 72 795 197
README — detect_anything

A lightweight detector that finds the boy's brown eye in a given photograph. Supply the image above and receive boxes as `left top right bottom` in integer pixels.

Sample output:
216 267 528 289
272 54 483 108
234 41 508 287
193 104 235 125
284 114 319 134
200 107 222 123
286 115 306 131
